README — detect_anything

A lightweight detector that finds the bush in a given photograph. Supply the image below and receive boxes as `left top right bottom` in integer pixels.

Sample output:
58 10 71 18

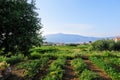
0 48 5 55
0 56 6 62
91 39 120 51
67 43 78 46
0 61 9 71
114 41 120 51
6 54 25 64
91 40 108 51
30 52 41 59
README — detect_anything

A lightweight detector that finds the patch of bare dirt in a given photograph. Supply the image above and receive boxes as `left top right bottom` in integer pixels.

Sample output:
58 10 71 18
63 60 79 80
11 68 24 77
6 66 24 80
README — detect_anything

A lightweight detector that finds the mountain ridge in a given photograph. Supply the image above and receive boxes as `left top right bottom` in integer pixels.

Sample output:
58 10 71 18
44 33 104 43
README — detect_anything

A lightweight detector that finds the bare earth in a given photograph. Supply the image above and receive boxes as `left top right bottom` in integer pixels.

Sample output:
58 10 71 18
34 60 54 80
63 60 79 80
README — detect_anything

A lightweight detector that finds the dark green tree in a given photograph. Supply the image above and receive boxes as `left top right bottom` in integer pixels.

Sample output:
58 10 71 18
91 40 107 51
0 0 43 54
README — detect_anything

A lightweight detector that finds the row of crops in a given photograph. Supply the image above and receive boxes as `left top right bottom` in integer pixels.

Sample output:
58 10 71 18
43 57 66 80
71 58 101 80
0 46 120 80
0 56 120 80
90 56 120 80
16 57 49 80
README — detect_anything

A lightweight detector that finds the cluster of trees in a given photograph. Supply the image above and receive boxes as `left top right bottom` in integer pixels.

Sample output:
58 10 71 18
91 39 120 51
0 0 43 55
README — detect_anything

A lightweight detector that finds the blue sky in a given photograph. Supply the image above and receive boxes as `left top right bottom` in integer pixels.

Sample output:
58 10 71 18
35 0 120 37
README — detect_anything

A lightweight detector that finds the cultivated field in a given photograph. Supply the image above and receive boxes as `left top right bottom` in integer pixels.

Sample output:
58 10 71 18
0 45 120 80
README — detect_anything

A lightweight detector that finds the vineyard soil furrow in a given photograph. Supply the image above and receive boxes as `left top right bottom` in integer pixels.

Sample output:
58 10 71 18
6 65 24 80
84 59 111 80
34 60 54 80
63 60 79 80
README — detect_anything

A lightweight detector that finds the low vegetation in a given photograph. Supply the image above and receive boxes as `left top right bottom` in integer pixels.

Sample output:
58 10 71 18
71 58 88 75
0 39 120 79
90 56 120 80
43 57 66 80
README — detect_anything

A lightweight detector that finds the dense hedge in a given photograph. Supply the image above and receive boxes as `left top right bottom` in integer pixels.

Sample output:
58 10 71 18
91 39 120 51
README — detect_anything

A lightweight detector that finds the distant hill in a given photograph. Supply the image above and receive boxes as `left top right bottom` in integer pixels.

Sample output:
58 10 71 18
44 33 103 43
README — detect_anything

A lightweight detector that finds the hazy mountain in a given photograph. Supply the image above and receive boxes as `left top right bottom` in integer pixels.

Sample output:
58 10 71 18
45 33 103 43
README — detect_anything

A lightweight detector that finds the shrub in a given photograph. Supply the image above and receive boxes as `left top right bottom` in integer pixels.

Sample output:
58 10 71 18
0 48 5 55
67 43 78 46
0 56 6 62
0 61 9 71
6 54 25 64
115 41 120 51
91 39 120 51
91 40 108 51
30 52 41 59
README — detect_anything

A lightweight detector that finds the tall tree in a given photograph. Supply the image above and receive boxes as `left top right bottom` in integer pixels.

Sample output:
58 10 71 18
0 0 43 54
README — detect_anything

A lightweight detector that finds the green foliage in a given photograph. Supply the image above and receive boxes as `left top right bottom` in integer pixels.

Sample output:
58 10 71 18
103 51 111 57
71 58 88 75
80 69 100 80
114 41 120 51
0 61 10 71
0 48 5 55
0 44 120 79
6 54 25 64
91 39 120 51
24 58 49 80
29 46 59 54
0 56 6 62
29 46 60 59
91 40 109 51
16 57 49 80
90 56 120 80
30 51 41 59
66 43 78 46
108 58 120 66
43 57 66 80
78 44 91 51
0 0 43 54
49 57 66 70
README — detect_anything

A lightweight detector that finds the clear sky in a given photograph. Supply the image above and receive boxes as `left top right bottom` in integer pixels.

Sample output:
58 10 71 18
35 0 120 37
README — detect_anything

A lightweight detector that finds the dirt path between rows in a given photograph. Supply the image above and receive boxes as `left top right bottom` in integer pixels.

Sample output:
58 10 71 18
83 58 111 80
6 65 24 80
34 60 54 80
63 60 79 80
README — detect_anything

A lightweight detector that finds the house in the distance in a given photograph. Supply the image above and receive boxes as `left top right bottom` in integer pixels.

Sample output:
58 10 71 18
113 37 120 42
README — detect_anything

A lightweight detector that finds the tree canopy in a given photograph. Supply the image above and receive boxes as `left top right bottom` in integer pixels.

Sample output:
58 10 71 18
0 0 43 54
91 39 120 51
